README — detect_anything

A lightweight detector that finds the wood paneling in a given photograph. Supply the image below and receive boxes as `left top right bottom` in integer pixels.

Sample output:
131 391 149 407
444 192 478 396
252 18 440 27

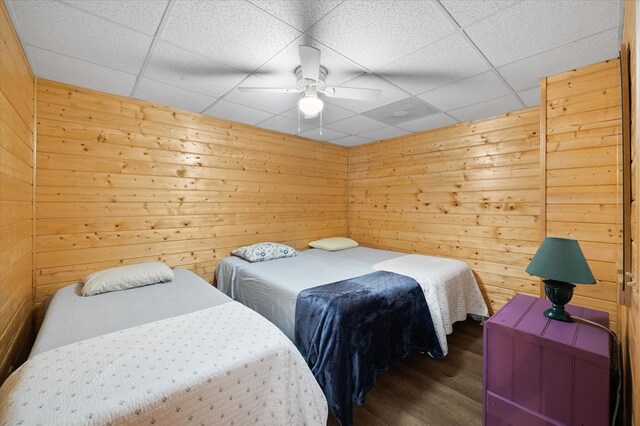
543 59 622 332
34 80 348 319
622 0 639 423
0 1 34 383
348 108 541 314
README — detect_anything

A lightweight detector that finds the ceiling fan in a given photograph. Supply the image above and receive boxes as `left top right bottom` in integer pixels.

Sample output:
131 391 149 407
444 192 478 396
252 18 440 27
238 45 382 119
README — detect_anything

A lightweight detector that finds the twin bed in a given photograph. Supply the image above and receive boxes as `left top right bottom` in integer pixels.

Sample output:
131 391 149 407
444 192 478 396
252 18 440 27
0 242 488 426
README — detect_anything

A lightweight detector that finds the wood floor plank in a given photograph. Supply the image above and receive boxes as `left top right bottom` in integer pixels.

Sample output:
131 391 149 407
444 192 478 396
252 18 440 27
327 319 484 425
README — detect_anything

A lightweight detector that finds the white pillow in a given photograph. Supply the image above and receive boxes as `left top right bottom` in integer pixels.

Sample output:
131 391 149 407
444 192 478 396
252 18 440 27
308 237 359 251
81 262 174 297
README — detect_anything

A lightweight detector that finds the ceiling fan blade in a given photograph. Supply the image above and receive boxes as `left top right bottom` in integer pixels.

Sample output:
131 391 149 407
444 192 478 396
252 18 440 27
322 86 382 102
237 87 302 94
299 45 321 82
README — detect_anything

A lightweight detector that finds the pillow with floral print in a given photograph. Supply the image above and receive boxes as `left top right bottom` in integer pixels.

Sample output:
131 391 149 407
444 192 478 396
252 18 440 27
231 242 297 262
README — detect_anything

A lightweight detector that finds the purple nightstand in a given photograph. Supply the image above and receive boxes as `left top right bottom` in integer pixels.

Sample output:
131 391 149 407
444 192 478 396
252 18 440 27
483 294 610 426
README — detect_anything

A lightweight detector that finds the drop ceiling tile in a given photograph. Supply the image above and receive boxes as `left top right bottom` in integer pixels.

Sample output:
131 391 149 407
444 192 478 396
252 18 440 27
517 87 540 108
326 115 387 135
358 126 410 141
465 0 619 67
257 115 317 134
135 79 217 113
395 113 457 132
248 0 342 32
8 0 152 74
281 103 356 125
418 71 511 111
62 0 168 35
330 135 372 147
439 0 516 27
497 28 619 92
203 100 274 125
448 94 522 122
307 0 455 69
324 74 409 114
379 32 490 95
26 45 136 96
300 127 348 142
252 35 366 89
361 97 439 126
223 75 302 114
144 42 249 98
161 0 300 70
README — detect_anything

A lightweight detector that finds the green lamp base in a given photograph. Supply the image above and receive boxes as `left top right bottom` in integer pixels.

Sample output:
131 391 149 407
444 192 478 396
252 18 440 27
543 279 576 322
543 305 573 322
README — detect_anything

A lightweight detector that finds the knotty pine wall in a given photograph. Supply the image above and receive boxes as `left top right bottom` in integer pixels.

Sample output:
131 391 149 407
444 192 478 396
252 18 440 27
0 1 34 382
542 59 622 332
34 80 347 321
348 108 542 313
622 0 638 422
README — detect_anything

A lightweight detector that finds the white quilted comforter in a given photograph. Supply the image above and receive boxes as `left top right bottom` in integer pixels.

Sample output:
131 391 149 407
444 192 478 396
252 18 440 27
0 302 327 426
373 254 489 355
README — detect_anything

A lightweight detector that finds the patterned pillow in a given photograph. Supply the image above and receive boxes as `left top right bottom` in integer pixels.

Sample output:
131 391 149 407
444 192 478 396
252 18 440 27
231 242 297 262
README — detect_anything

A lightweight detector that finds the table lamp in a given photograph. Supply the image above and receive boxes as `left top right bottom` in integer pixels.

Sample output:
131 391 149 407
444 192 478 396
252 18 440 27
525 237 596 322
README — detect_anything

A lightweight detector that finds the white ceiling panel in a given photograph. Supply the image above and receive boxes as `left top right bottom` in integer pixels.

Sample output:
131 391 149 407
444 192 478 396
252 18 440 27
379 32 490 95
135 79 217 113
440 0 516 28
395 113 457 133
448 94 522 122
324 74 409 113
257 115 317 134
222 75 302 114
299 127 347 142
9 0 152 74
62 0 169 35
307 0 455 69
330 135 372 147
26 45 136 96
5 0 623 143
161 0 300 70
281 103 356 125
517 87 540 108
144 42 249 98
418 71 511 111
326 115 387 134
248 0 342 32
250 35 366 89
203 100 273 125
497 28 619 92
465 0 619 67
358 126 410 141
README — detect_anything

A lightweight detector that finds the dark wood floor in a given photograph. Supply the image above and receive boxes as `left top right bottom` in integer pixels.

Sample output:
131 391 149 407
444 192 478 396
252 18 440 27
327 319 484 426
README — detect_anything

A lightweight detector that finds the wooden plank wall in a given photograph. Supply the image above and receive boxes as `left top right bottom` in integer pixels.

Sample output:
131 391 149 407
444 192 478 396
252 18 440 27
34 80 348 321
0 1 34 382
622 0 639 422
348 108 541 314
543 59 622 332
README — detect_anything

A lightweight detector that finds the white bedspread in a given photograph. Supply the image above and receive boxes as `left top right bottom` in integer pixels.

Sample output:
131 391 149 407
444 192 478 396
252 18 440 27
373 254 489 355
0 302 327 426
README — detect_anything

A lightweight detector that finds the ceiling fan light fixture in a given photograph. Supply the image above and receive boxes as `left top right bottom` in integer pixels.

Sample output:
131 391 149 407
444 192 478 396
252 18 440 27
298 91 324 117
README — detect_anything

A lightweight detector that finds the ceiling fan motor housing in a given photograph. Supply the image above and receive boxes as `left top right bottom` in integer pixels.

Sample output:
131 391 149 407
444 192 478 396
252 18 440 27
295 65 328 91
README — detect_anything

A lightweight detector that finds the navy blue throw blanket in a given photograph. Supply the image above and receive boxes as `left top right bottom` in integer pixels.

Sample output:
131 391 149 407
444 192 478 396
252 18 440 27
294 271 443 426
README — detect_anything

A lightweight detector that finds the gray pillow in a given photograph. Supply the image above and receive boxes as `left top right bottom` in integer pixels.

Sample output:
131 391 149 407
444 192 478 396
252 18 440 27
81 262 174 296
231 242 297 262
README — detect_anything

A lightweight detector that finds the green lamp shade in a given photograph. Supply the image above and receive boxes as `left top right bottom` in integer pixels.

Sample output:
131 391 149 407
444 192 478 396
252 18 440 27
525 237 596 284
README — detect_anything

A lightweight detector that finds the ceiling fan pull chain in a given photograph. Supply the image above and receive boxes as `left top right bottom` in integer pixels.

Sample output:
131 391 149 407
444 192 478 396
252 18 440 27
320 110 323 136
297 107 301 133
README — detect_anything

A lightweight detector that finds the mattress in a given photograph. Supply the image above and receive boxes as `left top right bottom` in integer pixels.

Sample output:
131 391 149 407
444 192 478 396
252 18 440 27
31 268 232 357
215 247 404 340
